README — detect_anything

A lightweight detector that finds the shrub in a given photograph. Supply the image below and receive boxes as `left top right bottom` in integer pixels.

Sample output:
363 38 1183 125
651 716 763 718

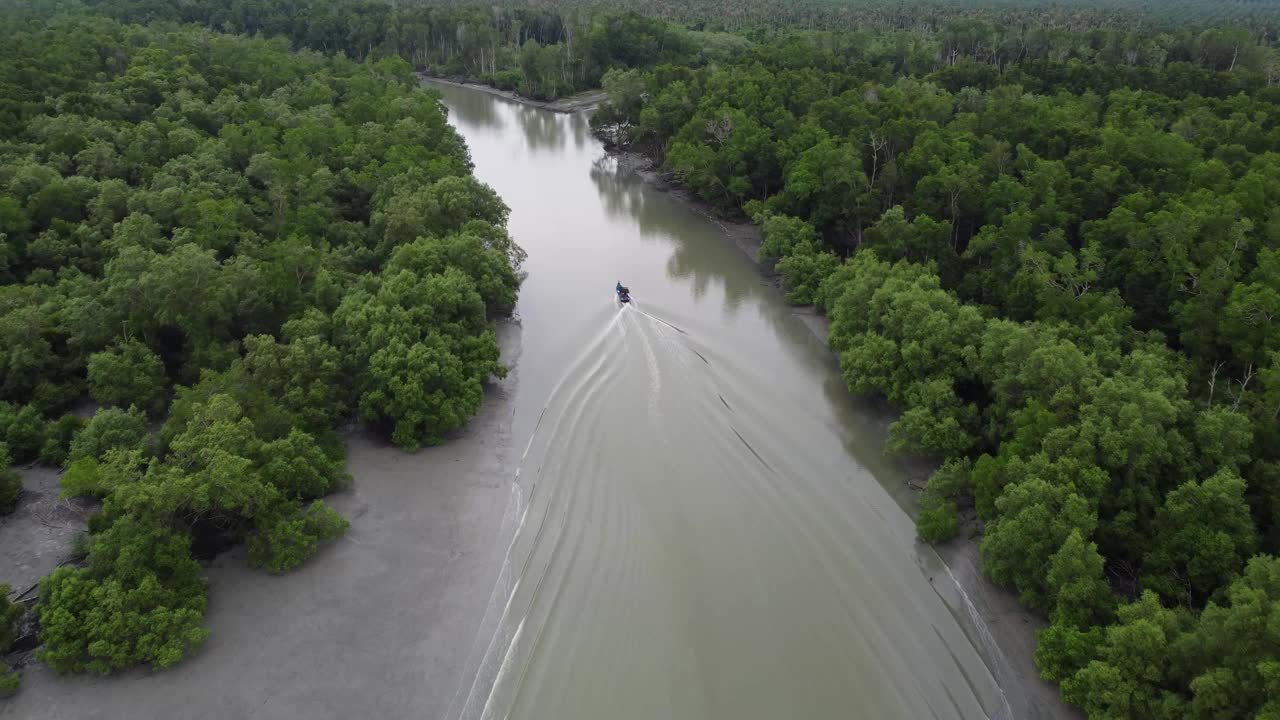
1 582 27 698
36 519 209 674
66 406 150 465
247 501 349 575
917 499 961 542
0 668 17 698
39 413 86 466
87 340 167 415
0 444 21 515
0 403 45 463
0 582 24 651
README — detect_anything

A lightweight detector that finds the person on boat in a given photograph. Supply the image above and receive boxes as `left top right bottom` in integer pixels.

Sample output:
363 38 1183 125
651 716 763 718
616 281 624 295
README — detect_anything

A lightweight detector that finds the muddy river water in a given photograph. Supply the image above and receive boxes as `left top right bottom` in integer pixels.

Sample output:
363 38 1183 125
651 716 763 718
427 83 1010 720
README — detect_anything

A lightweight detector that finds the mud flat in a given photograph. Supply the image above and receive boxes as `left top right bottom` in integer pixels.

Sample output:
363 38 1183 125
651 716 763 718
0 467 94 601
1 465 95 684
2 324 521 720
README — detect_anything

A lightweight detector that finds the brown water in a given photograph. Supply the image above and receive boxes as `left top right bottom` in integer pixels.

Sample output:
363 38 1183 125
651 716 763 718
428 82 1012 720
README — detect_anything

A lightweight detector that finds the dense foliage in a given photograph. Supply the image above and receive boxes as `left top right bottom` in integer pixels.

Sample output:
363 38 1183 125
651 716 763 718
0 444 20 515
596 17 1280 717
83 0 1280 102
0 584 22 697
0 13 519 675
448 0 1280 37
84 0 705 100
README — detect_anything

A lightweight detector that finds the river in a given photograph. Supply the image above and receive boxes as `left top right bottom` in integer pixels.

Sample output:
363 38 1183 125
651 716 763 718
426 83 1011 720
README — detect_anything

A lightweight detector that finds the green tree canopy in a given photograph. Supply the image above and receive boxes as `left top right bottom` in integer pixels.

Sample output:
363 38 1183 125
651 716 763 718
87 339 167 415
0 443 21 515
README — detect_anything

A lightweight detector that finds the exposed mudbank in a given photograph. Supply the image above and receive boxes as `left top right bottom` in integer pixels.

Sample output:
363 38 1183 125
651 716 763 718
606 148 1081 720
2 323 522 719
1 467 98 681
420 75 608 113
0 467 94 601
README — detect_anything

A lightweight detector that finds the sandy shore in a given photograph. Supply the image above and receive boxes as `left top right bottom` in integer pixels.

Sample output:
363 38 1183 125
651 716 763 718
612 149 1081 720
1 323 522 720
419 75 608 114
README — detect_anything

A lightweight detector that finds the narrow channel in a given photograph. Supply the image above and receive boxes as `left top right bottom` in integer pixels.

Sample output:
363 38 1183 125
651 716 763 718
428 81 1011 720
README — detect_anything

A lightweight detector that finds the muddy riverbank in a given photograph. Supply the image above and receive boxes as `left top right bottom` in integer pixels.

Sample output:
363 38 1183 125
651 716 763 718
419 75 608 113
610 148 1080 720
0 466 97 681
0 467 94 602
1 324 522 720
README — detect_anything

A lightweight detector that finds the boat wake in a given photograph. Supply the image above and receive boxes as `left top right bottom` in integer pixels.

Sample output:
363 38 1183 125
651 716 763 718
446 306 1008 720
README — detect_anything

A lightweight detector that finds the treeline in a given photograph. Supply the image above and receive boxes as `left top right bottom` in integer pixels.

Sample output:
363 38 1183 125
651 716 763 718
0 14 519 682
595 26 1280 720
106 0 1280 98
83 0 708 100
466 0 1280 36
72 0 1280 101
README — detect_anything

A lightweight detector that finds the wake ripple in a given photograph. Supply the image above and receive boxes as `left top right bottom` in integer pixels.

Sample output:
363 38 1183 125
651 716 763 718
449 305 1007 720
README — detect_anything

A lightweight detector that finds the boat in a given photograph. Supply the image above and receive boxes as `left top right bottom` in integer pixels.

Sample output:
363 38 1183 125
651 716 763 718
616 284 632 303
